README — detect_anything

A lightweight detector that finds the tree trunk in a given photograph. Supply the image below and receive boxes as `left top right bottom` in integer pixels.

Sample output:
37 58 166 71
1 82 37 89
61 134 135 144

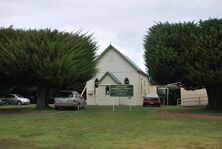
206 84 222 110
36 83 49 110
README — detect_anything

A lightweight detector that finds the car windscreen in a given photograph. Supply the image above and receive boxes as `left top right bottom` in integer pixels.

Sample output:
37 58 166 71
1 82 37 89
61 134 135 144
56 92 73 98
15 94 24 98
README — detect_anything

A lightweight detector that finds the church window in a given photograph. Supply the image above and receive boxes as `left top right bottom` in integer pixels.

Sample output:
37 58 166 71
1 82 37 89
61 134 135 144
105 85 110 95
95 78 99 88
124 78 129 84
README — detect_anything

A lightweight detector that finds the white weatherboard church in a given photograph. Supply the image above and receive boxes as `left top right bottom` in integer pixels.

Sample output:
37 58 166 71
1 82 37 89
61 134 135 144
86 45 150 105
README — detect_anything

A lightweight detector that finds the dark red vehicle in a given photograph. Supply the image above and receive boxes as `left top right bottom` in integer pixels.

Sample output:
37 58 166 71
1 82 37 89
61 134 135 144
143 93 161 107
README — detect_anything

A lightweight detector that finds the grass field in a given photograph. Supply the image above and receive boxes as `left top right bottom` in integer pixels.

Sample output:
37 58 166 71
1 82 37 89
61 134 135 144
0 105 222 149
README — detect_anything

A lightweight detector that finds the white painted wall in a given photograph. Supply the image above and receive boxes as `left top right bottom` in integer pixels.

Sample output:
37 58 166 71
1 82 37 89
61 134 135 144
138 74 150 105
86 47 149 105
148 85 157 94
97 49 136 73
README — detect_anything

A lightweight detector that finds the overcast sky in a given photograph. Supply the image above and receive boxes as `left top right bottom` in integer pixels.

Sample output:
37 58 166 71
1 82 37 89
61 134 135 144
1 0 222 72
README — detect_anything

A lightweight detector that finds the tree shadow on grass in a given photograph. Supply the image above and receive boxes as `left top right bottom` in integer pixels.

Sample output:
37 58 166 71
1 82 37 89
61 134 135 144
0 104 55 115
0 108 26 115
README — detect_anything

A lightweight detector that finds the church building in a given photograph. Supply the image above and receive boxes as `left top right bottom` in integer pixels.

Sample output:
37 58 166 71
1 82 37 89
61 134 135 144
86 45 150 105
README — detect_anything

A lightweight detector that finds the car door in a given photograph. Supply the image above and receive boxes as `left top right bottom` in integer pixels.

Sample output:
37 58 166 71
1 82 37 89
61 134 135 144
10 95 18 104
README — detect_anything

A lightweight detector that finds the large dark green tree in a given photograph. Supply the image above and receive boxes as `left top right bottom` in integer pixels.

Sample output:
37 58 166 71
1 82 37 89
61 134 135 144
0 27 97 109
144 18 222 110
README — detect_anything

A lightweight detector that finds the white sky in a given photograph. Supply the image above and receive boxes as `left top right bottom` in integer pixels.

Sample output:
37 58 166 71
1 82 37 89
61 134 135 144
1 0 222 72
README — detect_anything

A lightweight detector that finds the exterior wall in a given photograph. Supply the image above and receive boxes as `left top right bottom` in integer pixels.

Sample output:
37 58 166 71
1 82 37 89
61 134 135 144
87 72 141 105
181 88 208 106
99 75 114 85
96 85 119 105
148 85 157 94
86 79 97 105
86 47 149 106
97 49 136 73
138 73 149 105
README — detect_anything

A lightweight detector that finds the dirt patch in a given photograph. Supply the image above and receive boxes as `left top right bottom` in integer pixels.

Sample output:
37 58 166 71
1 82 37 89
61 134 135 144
55 144 78 149
158 109 222 119
0 138 36 149
184 113 222 119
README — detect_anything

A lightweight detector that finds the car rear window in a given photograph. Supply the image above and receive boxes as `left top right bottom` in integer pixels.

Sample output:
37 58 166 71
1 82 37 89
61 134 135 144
56 92 73 98
144 93 159 98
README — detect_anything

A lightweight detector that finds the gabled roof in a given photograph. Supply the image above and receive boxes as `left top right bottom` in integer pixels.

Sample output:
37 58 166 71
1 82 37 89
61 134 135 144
96 44 149 77
98 71 122 85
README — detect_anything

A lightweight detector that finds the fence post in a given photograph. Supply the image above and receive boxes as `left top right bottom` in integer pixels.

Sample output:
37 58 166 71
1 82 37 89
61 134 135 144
166 88 169 106
198 97 201 106
177 98 181 107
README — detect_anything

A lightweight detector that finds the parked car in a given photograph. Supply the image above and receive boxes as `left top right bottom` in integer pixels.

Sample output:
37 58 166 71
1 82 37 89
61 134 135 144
2 94 30 105
0 95 5 105
0 99 4 105
143 93 161 107
54 90 86 110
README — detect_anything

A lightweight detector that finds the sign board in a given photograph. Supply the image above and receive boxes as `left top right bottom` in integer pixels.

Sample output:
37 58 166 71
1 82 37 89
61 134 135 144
110 85 133 97
157 87 167 96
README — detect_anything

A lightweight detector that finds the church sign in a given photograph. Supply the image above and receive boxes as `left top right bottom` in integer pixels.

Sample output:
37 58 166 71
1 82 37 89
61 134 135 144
110 85 133 97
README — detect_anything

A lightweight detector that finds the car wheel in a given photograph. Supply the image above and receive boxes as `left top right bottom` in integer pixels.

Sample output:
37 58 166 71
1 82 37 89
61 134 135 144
55 106 59 110
17 101 22 105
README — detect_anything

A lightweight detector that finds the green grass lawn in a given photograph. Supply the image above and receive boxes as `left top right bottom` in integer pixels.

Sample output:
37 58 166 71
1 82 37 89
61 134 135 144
0 105 222 149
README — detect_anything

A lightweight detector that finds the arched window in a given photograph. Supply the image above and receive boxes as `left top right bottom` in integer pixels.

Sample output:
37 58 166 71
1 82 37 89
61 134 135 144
105 85 110 95
124 78 129 84
95 78 99 88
